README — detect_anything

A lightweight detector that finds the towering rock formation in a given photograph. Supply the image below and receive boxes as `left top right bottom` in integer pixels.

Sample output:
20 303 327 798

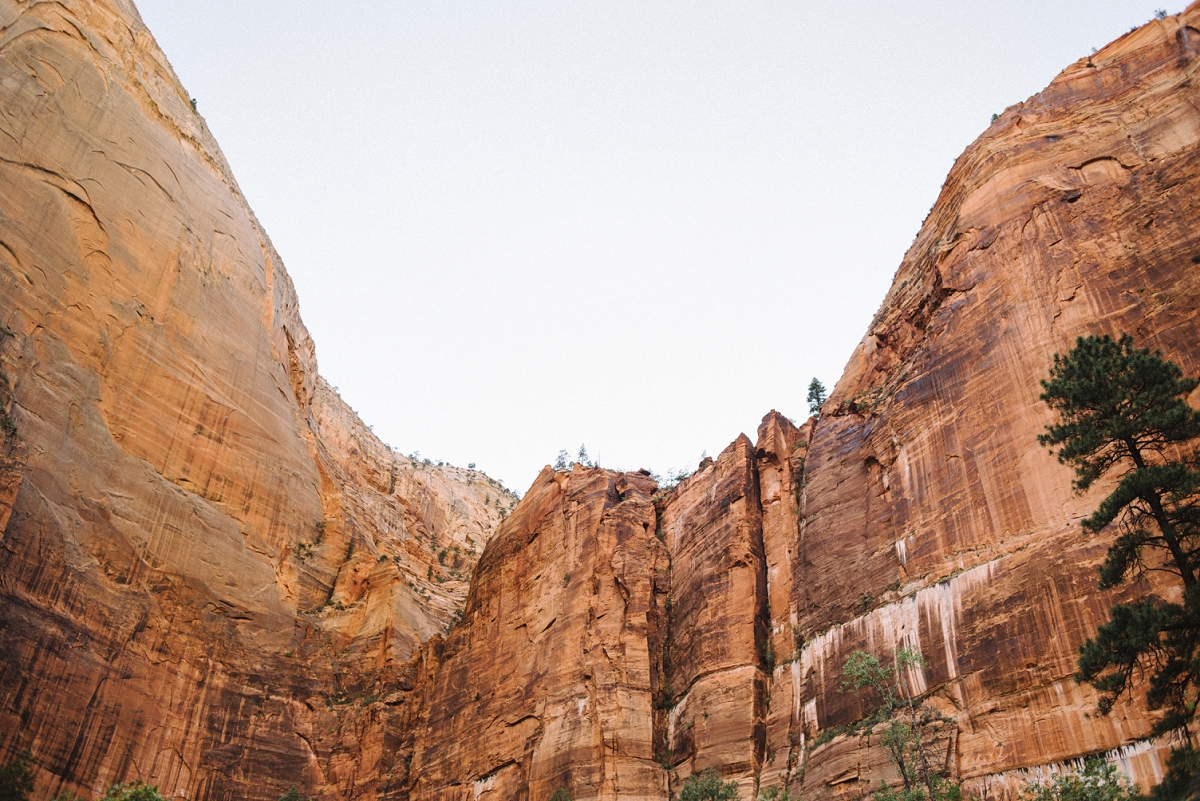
408 467 668 801
0 2 512 799
784 10 1200 798
391 7 1200 800
2 1 1199 800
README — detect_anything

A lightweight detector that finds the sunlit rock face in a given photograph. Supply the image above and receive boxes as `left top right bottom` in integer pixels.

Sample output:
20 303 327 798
406 466 669 801
2 1 1200 800
393 7 1200 801
780 8 1200 799
0 2 511 799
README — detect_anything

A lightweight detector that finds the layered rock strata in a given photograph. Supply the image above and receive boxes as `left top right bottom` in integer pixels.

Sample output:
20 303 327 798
0 2 512 799
390 6 1200 800
779 7 1200 799
407 467 668 801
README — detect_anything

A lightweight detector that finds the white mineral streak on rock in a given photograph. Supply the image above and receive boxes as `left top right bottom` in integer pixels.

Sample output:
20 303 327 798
967 734 1187 798
473 773 497 800
800 557 1003 729
919 559 999 681
791 659 805 722
803 697 819 733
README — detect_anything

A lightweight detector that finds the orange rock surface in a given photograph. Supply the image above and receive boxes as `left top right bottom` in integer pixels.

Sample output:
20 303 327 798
3 1 1200 800
0 3 512 799
406 466 668 801
780 7 1200 799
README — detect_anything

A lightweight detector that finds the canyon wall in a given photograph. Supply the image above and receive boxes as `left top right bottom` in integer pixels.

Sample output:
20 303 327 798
2 1 1200 800
392 5 1200 800
0 2 512 799
784 9 1200 799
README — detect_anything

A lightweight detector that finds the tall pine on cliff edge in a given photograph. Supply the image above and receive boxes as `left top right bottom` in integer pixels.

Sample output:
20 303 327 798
1039 334 1200 739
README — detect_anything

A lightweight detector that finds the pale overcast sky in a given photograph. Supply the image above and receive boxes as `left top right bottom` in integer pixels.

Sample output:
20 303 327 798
135 1 1184 495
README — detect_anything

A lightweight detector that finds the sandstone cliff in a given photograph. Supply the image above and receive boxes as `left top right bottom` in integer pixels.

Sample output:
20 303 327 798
3 1 1200 800
0 2 512 799
785 9 1200 798
387 6 1200 800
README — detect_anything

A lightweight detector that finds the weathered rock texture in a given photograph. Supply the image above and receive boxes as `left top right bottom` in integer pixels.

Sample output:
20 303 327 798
3 1 1200 800
779 8 1200 800
0 2 512 799
407 466 668 801
658 435 767 798
389 6 1200 801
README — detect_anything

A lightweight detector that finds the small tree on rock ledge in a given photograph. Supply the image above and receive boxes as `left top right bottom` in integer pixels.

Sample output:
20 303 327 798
807 378 827 416
840 647 960 801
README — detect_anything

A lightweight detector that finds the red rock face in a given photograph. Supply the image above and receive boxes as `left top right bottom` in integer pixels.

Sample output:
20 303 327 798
779 8 1200 799
658 435 767 798
3 1 1200 800
405 467 668 801
0 3 511 799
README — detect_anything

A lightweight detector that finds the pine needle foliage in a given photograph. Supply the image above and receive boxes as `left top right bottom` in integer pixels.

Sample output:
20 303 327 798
807 378 827 416
1039 334 1200 736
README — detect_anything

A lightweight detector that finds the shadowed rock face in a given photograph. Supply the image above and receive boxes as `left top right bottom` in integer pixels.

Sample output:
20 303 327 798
3 0 1200 799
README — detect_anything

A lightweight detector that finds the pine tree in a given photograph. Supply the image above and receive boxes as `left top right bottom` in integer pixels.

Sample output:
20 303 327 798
807 378 827 416
1039 333 1200 736
0 750 34 801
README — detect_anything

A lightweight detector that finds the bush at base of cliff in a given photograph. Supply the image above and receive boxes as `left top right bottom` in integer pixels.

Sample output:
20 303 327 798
676 769 738 801
0 750 34 801
1018 759 1139 801
279 788 313 801
871 776 962 801
50 783 167 801
97 783 166 801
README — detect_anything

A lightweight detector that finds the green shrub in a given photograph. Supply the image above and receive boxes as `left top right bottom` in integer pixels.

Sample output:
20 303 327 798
675 768 737 801
870 776 962 801
0 750 34 801
98 782 167 801
1019 759 1138 801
